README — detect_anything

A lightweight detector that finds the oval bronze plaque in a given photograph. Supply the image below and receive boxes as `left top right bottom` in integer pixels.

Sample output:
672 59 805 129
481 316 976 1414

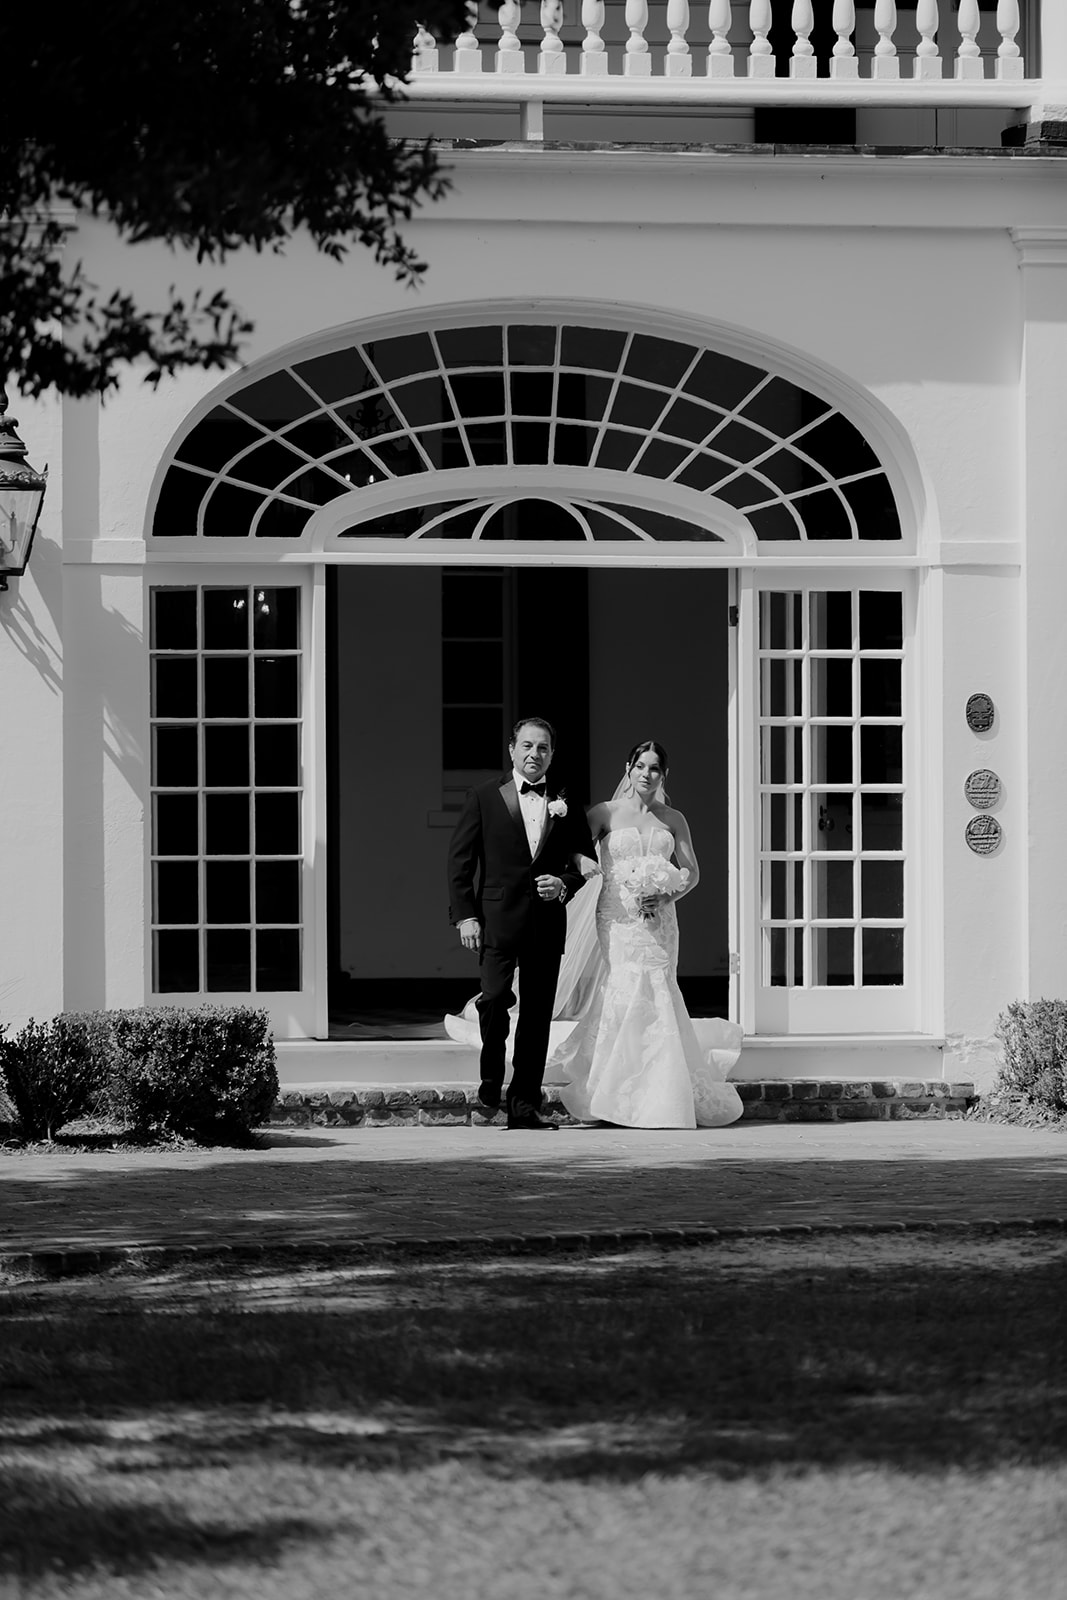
964 769 1001 810
965 814 1002 855
966 693 995 733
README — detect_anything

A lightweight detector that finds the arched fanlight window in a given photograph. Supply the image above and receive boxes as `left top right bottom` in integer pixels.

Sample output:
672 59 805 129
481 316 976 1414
152 322 901 543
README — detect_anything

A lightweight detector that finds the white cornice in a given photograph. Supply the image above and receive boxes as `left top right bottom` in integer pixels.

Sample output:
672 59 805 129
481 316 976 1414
1011 226 1067 266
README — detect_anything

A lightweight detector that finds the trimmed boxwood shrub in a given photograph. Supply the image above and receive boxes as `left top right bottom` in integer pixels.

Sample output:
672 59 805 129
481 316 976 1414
0 1014 109 1141
102 1006 278 1144
989 999 1067 1127
0 1005 277 1145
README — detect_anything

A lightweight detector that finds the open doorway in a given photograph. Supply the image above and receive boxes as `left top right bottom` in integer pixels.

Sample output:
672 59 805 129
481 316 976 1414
326 564 731 1038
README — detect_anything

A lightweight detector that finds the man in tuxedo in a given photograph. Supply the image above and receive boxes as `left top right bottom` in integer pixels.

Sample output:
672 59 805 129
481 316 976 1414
448 717 595 1130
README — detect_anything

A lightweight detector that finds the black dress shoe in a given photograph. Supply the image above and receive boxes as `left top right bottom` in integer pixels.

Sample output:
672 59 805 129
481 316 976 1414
476 1080 502 1114
506 1101 558 1131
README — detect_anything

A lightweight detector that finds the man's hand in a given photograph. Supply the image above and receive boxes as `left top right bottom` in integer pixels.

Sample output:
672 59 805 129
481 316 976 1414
458 917 482 952
536 874 564 902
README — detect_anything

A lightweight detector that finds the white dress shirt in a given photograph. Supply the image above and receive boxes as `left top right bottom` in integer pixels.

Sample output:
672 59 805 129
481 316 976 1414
512 768 547 857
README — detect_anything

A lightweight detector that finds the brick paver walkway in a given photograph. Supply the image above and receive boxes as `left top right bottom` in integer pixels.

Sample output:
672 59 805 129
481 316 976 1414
2 1120 1065 1273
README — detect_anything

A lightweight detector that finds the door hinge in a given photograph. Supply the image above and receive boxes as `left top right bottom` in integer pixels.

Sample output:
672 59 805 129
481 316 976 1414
729 951 741 975
728 605 739 627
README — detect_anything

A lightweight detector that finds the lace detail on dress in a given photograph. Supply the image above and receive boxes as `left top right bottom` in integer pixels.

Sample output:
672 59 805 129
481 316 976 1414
548 828 743 1129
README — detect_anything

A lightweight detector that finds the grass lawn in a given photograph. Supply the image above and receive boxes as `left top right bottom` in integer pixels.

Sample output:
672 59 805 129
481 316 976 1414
1 1232 1064 1599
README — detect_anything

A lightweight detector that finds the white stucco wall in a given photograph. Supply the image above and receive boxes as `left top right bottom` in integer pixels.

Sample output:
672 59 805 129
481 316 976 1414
4 149 1066 1085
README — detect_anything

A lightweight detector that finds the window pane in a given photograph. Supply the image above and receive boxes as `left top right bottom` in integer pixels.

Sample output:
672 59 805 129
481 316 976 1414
862 860 904 919
810 657 852 717
155 930 199 993
155 794 198 857
366 332 436 383
435 325 503 368
560 325 627 372
813 859 853 919
205 793 250 856
443 642 503 703
511 422 550 465
760 592 802 651
813 793 854 851
815 927 854 986
450 373 506 417
860 793 903 851
860 659 902 717
467 422 508 466
510 372 554 416
592 430 642 472
254 657 299 719
293 347 375 403
507 325 557 366
256 860 301 924
442 575 503 639
204 725 250 788
254 725 300 788
811 724 853 785
255 793 300 855
859 591 903 649
443 708 503 771
256 928 301 991
763 792 803 853
155 861 199 925
760 726 803 785
765 859 804 919
862 927 904 986
609 383 667 430
152 657 198 719
206 929 251 992
203 657 249 718
153 726 198 788
152 590 197 650
860 726 903 785
760 658 802 717
556 372 613 421
203 589 249 650
810 591 852 650
623 334 692 387
253 589 300 650
206 861 251 924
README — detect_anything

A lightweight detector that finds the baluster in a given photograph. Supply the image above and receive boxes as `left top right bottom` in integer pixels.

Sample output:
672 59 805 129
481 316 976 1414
995 0 1022 81
497 2 525 74
707 0 735 79
748 0 775 78
412 22 439 73
624 0 652 77
666 0 693 77
871 0 899 80
581 0 609 75
830 0 858 80
913 0 941 80
455 1 483 74
539 1 566 74
955 0 984 80
790 0 816 78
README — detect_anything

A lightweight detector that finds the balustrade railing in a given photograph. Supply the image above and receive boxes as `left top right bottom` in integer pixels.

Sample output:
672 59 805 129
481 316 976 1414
407 2 1043 97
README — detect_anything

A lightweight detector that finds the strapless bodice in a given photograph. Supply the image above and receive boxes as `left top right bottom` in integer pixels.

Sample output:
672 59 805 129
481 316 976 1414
599 825 675 868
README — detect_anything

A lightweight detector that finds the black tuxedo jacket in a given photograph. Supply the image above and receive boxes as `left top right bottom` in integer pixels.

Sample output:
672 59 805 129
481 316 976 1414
447 776 596 956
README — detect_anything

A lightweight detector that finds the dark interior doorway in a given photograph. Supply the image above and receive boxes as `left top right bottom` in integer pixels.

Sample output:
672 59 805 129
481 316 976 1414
327 564 730 1038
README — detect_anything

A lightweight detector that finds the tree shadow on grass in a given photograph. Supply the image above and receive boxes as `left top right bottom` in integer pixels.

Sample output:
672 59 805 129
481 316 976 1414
1 1148 1066 1252
1 1245 1064 1485
0 1464 319 1580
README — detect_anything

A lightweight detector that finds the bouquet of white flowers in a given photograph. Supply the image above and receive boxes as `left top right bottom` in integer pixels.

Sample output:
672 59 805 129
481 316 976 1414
614 854 689 920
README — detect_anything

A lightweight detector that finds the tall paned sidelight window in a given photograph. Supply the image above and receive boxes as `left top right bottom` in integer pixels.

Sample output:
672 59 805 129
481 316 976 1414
756 586 909 1032
150 586 303 994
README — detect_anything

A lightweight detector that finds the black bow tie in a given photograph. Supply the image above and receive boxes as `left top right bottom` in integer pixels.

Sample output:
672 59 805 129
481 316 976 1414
520 781 547 797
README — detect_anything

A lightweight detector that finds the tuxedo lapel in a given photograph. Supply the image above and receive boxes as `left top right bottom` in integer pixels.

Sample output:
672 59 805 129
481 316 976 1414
499 778 531 857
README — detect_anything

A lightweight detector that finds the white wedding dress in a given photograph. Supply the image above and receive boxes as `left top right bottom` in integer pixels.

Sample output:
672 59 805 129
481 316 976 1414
547 827 744 1129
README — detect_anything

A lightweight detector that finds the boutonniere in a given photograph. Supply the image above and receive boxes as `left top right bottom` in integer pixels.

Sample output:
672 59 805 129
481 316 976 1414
547 795 568 818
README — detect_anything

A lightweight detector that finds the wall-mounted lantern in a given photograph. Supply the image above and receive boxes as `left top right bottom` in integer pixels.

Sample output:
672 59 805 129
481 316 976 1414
0 390 48 592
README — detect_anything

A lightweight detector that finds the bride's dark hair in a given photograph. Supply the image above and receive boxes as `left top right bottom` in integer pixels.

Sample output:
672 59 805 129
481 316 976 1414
626 739 669 773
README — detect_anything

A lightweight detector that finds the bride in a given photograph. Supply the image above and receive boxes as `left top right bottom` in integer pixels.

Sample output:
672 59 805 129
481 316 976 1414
446 740 744 1130
548 740 743 1129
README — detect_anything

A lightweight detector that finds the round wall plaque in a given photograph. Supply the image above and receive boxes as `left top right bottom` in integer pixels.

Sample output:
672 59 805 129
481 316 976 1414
965 814 1002 855
966 693 995 733
964 769 1001 810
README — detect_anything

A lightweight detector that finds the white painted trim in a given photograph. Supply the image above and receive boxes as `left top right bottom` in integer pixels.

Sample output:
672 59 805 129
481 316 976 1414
393 75 1039 110
1011 227 1067 267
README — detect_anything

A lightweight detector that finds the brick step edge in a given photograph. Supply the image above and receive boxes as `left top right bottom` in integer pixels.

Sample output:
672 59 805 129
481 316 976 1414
270 1079 978 1129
